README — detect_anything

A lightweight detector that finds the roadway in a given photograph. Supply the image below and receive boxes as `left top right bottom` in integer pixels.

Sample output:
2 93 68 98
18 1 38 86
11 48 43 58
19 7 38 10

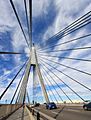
1 104 90 120
33 104 91 120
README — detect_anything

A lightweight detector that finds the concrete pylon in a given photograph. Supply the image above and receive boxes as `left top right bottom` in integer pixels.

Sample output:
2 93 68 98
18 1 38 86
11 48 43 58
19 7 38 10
31 44 50 103
17 44 49 104
17 57 31 103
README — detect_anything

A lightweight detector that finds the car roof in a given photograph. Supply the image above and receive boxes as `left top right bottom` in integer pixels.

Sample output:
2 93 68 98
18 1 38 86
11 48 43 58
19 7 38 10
49 102 55 104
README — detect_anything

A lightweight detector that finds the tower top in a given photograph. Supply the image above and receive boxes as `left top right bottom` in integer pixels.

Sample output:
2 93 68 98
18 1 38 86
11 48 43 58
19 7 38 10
31 43 36 65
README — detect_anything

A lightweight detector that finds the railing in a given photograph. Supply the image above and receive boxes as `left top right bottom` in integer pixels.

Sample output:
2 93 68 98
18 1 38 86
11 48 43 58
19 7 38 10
27 106 56 120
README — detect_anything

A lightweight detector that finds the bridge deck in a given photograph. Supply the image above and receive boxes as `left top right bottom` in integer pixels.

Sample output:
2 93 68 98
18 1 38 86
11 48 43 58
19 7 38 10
32 104 91 120
0 104 91 120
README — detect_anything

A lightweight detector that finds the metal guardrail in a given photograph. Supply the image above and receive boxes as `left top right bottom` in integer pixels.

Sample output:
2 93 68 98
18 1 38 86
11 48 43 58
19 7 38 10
27 106 56 120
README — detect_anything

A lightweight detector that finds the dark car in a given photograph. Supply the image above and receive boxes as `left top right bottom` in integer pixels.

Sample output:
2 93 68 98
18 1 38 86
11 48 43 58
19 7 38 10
83 102 91 110
34 103 40 107
46 102 57 110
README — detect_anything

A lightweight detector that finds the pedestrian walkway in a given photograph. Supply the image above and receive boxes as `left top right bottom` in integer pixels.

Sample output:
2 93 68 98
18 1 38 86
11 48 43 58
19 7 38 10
6 106 34 120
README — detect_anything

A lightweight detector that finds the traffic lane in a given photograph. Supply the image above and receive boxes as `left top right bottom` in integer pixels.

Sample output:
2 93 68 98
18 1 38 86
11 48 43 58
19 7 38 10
53 106 91 120
34 105 65 118
34 104 83 115
34 105 91 120
34 105 56 118
56 108 91 120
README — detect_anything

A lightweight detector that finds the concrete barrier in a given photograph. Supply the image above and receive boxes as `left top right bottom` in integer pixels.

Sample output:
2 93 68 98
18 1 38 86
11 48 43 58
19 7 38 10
0 104 21 119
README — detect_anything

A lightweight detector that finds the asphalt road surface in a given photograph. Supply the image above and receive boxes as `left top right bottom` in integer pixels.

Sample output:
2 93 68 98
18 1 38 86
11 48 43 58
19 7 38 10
34 104 91 120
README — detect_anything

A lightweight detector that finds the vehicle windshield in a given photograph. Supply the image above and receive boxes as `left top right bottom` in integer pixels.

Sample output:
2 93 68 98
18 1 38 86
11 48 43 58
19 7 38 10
84 100 91 104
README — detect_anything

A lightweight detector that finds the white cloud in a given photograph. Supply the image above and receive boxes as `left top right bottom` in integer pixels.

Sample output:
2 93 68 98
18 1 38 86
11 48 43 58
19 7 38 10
35 0 91 102
32 0 52 17
43 0 91 41
0 0 91 103
0 0 29 64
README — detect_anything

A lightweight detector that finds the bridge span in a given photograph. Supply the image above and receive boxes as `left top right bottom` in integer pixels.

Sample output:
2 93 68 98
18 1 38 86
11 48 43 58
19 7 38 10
0 0 91 120
0 104 91 120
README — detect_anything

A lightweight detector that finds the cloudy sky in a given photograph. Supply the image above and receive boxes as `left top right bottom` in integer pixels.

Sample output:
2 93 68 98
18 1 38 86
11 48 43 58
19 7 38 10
0 0 91 104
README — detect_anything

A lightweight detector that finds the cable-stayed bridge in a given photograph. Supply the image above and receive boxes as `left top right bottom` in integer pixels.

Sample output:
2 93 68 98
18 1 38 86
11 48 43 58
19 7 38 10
0 0 91 120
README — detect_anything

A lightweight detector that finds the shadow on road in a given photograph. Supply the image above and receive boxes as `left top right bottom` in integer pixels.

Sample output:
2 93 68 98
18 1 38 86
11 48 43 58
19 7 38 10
54 106 65 119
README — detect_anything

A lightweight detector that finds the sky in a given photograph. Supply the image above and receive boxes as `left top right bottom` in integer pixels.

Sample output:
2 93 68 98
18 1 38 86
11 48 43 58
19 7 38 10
0 0 91 104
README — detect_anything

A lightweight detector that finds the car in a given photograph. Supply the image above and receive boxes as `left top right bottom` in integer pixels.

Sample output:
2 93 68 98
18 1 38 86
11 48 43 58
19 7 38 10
83 102 91 110
34 103 40 107
46 102 57 110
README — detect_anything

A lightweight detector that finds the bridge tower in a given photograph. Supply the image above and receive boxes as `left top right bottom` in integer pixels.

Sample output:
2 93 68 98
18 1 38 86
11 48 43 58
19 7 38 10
17 43 50 104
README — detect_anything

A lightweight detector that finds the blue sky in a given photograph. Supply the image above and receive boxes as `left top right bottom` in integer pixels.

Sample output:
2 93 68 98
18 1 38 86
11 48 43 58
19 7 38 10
0 0 91 104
